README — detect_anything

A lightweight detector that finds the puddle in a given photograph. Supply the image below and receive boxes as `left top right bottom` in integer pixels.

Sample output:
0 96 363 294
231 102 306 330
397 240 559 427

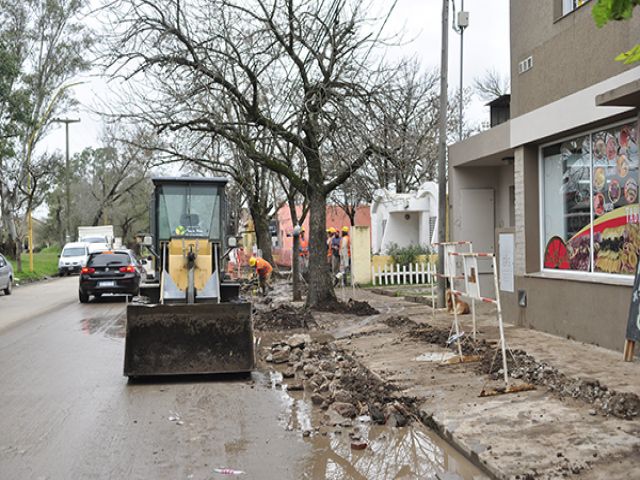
415 352 456 362
80 312 125 339
264 370 488 480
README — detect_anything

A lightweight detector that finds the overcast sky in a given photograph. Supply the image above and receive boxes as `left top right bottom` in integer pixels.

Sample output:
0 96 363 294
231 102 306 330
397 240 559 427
42 0 510 157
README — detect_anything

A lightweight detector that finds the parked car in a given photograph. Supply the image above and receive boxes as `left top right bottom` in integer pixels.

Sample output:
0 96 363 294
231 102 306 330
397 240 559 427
58 242 89 276
0 253 13 295
79 250 143 303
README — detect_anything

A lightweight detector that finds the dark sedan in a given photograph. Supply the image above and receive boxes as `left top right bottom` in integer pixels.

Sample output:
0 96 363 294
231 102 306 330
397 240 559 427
79 251 142 303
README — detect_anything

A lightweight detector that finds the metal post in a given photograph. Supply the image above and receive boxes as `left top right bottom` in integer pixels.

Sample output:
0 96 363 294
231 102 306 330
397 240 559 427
458 0 465 141
436 0 449 308
491 255 509 385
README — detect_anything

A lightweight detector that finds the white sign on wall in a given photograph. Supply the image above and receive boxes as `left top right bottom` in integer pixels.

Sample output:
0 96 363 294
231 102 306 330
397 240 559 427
498 233 515 293
443 244 457 277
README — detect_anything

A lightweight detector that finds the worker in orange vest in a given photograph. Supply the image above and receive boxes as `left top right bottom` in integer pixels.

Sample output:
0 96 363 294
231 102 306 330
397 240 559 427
339 226 351 285
326 227 336 270
249 256 273 295
299 227 309 272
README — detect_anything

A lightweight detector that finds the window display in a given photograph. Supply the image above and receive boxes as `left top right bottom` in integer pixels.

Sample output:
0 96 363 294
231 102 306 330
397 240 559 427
541 120 640 276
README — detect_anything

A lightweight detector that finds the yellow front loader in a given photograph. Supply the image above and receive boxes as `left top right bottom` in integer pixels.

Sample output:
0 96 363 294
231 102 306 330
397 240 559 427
124 177 254 378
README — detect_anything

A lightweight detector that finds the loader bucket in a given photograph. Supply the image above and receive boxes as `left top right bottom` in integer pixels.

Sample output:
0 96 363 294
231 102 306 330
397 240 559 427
124 302 255 377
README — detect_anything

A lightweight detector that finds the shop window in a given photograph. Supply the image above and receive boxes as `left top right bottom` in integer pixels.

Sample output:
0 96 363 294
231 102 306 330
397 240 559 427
541 120 640 276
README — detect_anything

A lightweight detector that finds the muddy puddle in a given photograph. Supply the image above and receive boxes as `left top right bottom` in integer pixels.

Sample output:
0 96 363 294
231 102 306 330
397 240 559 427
80 311 126 339
261 371 488 480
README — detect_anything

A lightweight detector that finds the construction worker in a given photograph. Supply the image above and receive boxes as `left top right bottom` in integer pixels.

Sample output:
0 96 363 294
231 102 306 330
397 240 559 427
249 256 273 295
326 227 336 268
330 228 341 274
299 227 309 272
339 226 351 284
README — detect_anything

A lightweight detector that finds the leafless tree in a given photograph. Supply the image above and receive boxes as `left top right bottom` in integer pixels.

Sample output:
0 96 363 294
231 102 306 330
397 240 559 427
472 68 510 102
102 0 400 307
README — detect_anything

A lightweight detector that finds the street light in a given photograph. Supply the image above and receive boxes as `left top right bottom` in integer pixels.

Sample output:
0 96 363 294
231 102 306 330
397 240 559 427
52 117 81 243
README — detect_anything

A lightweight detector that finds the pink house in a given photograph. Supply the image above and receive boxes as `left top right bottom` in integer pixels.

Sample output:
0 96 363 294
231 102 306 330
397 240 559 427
272 204 371 267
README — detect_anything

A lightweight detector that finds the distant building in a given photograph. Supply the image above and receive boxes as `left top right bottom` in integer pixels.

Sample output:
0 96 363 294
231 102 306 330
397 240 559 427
370 182 439 254
448 0 640 352
272 204 371 267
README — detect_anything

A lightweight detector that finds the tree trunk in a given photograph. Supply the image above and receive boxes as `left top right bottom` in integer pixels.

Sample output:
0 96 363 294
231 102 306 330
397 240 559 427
15 236 23 273
306 188 335 307
251 206 275 267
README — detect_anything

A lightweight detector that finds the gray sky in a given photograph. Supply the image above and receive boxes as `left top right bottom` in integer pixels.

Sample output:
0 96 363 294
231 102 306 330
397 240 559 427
42 0 510 156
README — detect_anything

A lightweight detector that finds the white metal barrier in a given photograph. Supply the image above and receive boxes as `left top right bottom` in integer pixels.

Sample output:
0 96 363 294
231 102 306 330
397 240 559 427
371 262 436 286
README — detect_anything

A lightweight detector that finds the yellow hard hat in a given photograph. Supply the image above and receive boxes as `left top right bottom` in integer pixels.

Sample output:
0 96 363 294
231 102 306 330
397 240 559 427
249 256 257 266
342 226 349 233
300 226 305 232
328 227 336 233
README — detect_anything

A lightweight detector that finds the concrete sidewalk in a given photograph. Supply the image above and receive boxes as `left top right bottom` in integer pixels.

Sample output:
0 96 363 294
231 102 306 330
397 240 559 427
325 288 640 480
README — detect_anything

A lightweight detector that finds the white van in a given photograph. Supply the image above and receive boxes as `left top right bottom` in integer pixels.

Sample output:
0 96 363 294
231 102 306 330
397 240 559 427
58 242 89 276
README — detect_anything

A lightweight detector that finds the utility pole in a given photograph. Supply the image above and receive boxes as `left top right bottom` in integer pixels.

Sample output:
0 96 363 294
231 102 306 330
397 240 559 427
437 0 450 308
53 118 80 243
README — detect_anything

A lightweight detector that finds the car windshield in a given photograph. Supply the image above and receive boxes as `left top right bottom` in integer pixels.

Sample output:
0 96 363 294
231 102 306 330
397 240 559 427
62 247 86 257
83 237 107 243
88 253 130 267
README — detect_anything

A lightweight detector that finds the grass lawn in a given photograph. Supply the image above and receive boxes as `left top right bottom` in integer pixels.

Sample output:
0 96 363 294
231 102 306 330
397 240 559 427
8 246 61 284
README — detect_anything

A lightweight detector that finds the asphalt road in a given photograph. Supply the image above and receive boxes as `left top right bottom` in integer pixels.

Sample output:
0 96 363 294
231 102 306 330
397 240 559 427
0 278 486 480
0 278 310 480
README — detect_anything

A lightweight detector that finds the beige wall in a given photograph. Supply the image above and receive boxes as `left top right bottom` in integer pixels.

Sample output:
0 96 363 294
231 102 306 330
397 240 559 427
509 275 632 352
510 0 640 117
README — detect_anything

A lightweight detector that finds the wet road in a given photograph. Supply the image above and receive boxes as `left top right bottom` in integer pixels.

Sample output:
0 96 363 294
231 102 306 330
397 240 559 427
0 278 487 479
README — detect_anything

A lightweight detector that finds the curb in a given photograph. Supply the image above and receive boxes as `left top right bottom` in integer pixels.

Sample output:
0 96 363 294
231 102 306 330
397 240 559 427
419 410 504 480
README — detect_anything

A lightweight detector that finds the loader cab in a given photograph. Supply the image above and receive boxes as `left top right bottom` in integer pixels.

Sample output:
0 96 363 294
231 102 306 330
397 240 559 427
152 177 227 249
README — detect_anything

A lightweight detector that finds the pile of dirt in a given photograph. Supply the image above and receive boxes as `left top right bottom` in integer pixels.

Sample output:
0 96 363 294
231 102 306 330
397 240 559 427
253 305 317 331
407 324 451 347
481 349 640 420
265 336 417 427
314 298 380 317
382 315 417 329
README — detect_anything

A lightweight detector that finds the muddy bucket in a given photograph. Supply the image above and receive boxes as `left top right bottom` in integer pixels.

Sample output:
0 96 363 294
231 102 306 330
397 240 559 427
124 302 255 377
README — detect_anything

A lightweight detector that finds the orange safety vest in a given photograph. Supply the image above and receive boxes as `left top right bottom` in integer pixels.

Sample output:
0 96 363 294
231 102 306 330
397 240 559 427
341 234 351 257
255 257 272 277
299 237 309 257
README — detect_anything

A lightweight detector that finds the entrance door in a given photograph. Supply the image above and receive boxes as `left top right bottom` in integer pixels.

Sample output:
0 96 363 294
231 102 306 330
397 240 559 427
461 189 495 273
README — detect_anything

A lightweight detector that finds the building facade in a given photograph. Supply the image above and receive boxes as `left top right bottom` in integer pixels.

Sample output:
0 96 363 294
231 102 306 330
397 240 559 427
449 0 640 352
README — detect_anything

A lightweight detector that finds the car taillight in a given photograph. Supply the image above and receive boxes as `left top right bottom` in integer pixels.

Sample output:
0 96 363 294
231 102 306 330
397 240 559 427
81 267 95 274
119 265 136 273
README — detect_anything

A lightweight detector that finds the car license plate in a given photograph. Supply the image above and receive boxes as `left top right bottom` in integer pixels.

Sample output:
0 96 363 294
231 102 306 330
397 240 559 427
99 281 115 287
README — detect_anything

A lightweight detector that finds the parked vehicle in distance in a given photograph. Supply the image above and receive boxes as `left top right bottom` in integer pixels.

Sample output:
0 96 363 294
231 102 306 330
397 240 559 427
79 250 143 303
0 253 14 295
83 236 110 253
58 242 89 276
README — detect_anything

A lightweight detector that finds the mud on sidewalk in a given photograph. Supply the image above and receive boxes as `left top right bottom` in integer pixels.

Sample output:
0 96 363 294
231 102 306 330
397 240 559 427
319 289 640 480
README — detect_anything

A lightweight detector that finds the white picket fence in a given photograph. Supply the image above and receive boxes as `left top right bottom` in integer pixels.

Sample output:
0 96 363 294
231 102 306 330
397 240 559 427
371 263 436 286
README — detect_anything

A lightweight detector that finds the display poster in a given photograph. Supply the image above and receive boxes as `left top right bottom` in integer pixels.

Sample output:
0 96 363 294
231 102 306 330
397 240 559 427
463 256 481 300
626 260 640 343
498 233 515 292
543 121 640 275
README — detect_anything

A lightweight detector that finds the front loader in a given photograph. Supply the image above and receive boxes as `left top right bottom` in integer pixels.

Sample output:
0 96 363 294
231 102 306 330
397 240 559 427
124 177 254 378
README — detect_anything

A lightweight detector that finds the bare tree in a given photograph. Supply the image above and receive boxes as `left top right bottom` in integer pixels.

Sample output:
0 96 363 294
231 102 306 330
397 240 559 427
102 0 399 307
0 0 91 269
472 68 510 102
